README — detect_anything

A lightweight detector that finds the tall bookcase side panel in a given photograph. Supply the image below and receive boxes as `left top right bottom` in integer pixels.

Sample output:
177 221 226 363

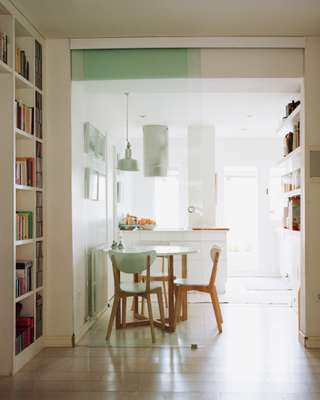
0 13 15 374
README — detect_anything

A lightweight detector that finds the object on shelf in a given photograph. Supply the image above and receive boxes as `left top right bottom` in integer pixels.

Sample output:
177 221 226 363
36 241 43 288
15 157 35 186
35 91 42 139
0 32 8 64
35 41 42 90
35 293 43 339
15 100 34 135
36 191 43 237
15 48 29 80
282 169 301 193
283 122 300 157
16 211 33 240
284 100 301 119
16 260 32 298
15 315 34 354
284 195 301 231
36 142 43 188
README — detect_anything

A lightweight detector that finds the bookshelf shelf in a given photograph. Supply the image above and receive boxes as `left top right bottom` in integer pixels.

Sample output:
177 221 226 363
15 184 34 191
279 146 302 166
16 128 34 141
15 71 33 89
16 291 33 303
35 286 43 293
284 189 302 198
277 104 301 136
35 237 44 241
16 239 34 246
0 58 11 73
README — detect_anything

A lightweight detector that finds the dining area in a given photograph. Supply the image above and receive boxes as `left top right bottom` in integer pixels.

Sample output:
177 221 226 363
104 243 224 344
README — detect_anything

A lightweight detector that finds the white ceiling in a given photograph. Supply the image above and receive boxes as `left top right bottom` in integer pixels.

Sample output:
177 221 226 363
77 78 301 139
11 0 320 38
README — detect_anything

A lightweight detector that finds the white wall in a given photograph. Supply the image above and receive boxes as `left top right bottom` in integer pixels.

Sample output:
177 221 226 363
215 137 282 276
302 37 320 344
45 40 74 343
71 81 108 339
116 133 189 229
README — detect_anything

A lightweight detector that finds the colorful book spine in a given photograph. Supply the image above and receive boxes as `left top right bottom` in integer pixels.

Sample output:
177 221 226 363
15 100 34 134
0 32 8 64
15 157 35 186
16 211 33 240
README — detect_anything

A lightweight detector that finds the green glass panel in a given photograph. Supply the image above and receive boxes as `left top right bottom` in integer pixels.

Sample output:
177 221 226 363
71 48 200 80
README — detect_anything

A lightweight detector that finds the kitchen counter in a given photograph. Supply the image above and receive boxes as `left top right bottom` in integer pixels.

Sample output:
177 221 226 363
121 228 229 293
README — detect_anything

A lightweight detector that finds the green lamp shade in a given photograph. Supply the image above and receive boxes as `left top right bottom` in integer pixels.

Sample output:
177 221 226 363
118 142 139 171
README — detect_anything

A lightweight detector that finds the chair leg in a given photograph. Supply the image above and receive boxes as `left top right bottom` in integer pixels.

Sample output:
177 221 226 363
157 289 165 328
162 280 168 308
210 290 222 333
122 297 127 328
146 293 156 343
141 297 145 316
174 286 183 330
106 295 120 341
212 286 223 324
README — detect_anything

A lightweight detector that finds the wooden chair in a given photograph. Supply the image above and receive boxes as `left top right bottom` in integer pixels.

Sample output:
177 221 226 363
140 256 169 310
174 245 223 333
106 250 165 343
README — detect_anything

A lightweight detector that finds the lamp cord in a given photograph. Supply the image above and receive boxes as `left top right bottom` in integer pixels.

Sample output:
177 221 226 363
125 92 129 144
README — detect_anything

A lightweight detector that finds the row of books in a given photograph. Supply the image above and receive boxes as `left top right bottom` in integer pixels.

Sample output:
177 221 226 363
284 100 301 119
16 157 35 186
35 40 42 90
36 293 43 339
36 142 43 188
35 92 43 139
16 260 32 298
283 122 300 157
15 100 34 135
16 211 33 241
15 315 34 354
284 196 301 231
282 169 301 193
15 48 30 80
36 191 43 237
36 241 43 288
0 32 8 64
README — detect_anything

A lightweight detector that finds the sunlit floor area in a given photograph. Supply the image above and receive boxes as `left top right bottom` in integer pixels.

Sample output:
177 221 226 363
2 303 320 399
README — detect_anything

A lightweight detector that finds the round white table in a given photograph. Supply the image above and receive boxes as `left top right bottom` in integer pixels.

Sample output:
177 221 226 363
117 245 198 332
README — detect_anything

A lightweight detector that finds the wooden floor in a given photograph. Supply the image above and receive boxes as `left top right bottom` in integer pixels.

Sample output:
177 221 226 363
1 303 320 399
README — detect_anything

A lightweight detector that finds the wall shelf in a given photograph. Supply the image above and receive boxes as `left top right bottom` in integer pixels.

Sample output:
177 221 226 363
277 104 301 136
16 291 33 303
15 72 33 89
284 188 301 198
16 239 34 246
15 184 34 191
16 128 34 141
0 59 12 73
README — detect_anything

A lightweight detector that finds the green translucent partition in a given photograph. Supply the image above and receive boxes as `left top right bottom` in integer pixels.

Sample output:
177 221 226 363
71 48 201 80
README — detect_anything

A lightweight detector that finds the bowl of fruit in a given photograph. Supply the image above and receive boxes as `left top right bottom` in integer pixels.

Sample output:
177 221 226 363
138 218 156 230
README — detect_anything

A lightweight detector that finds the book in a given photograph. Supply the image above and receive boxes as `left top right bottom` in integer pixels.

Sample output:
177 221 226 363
0 32 8 64
15 157 35 186
16 211 33 240
15 47 30 80
16 260 32 297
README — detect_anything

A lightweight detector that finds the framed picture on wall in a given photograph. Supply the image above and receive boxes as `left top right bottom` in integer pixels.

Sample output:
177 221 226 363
84 122 106 160
85 168 99 201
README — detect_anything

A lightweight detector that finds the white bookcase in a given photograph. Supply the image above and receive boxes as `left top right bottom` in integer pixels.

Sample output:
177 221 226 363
0 1 45 375
277 102 303 285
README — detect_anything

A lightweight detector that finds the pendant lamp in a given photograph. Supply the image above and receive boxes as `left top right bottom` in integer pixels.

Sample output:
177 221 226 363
117 92 139 171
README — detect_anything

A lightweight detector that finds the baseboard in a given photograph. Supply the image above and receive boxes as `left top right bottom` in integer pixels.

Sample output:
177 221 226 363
299 331 320 348
44 335 73 347
75 306 109 345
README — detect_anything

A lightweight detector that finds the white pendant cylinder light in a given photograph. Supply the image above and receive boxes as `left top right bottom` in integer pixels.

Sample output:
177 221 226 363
118 92 139 172
143 125 168 177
